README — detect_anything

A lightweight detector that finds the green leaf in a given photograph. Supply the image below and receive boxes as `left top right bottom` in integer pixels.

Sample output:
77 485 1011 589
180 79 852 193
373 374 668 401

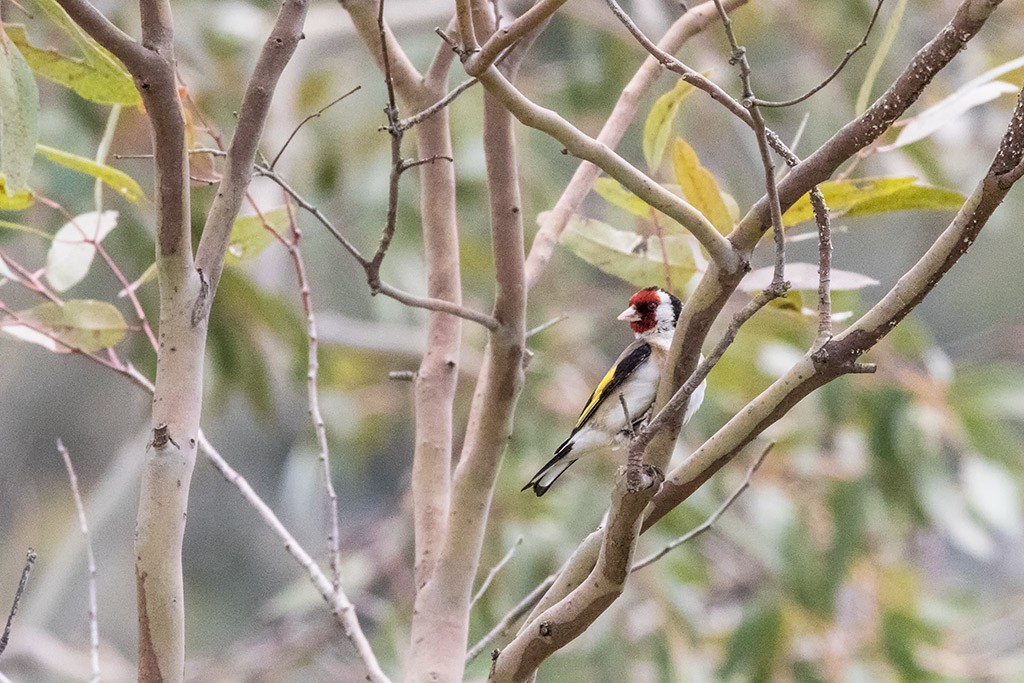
0 31 40 196
782 178 963 227
6 0 140 105
891 55 1024 149
0 217 50 239
207 268 304 414
591 179 699 236
225 209 289 263
45 210 118 292
671 137 732 232
865 388 929 523
642 79 695 170
2 299 127 352
855 0 908 114
881 610 940 682
592 177 652 218
118 261 157 299
557 212 706 291
35 144 144 203
720 600 785 681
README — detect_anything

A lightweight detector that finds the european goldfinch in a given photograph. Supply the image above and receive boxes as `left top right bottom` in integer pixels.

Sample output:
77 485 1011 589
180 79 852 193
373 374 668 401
523 286 706 496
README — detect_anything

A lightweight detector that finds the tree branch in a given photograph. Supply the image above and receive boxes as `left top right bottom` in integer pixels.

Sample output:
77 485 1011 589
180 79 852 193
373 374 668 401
631 442 770 571
195 0 310 299
463 0 569 76
408 19 529 673
505 0 1009 659
753 0 885 108
466 574 555 663
810 187 833 343
524 0 748 289
648 84 1024 529
710 0 787 286
473 64 738 270
490 466 662 681
51 0 147 72
732 0 1005 252
341 0 471 603
56 440 101 683
0 550 36 659
196 434 392 683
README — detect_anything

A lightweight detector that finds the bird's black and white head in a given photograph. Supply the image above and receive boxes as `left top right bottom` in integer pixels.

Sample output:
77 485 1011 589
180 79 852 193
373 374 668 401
617 286 681 337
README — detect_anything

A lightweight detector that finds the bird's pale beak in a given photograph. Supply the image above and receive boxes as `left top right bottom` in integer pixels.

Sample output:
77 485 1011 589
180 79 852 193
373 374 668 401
617 306 640 322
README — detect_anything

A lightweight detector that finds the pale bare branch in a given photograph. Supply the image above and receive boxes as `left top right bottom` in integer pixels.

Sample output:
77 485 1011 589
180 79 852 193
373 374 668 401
56 440 101 683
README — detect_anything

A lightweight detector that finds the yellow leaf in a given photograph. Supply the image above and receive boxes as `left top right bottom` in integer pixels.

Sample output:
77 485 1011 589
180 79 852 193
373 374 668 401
642 79 696 170
671 138 733 232
782 177 964 227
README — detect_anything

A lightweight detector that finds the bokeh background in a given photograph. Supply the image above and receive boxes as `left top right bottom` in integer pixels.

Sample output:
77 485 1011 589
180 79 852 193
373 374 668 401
1 0 1023 680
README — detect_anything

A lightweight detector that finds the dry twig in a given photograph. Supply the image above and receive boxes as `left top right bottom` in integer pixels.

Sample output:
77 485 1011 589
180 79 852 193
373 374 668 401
56 440 101 683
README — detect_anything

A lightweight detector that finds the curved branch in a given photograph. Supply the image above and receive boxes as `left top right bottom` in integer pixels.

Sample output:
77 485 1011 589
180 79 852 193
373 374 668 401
753 0 886 108
52 0 147 72
195 0 310 297
464 0 569 76
408 41 529 679
490 467 661 681
475 64 738 270
524 0 748 289
504 1 1010 662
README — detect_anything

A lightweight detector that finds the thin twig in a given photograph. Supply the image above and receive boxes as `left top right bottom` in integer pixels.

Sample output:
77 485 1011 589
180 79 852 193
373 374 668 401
401 154 454 172
370 0 404 284
1 549 36 658
269 85 361 169
94 242 158 351
275 200 343 591
0 249 61 304
604 0 749 123
396 77 478 132
711 0 786 286
753 0 885 107
388 370 416 381
196 433 392 682
93 104 121 214
0 301 148 386
525 314 567 338
56 440 101 683
810 187 833 343
253 164 367 264
466 574 556 663
471 536 524 607
631 442 771 571
254 164 499 329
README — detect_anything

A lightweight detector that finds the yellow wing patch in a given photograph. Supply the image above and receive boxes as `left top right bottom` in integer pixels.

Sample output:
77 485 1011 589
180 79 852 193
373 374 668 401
575 365 617 429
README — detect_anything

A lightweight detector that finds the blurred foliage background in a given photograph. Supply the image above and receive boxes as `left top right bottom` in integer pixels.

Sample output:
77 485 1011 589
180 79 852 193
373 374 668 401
1 0 1024 680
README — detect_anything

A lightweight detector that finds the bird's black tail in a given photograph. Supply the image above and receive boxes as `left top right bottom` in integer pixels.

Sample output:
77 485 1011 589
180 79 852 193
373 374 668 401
522 437 578 496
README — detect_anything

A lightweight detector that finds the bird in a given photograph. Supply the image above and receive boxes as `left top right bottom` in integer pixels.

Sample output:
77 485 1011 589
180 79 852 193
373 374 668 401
522 286 706 496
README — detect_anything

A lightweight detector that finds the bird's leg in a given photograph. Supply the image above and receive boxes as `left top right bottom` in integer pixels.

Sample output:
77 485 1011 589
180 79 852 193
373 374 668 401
618 393 636 441
620 393 646 490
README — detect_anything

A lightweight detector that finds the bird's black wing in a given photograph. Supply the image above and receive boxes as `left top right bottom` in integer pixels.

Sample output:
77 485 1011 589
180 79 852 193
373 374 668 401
569 341 651 435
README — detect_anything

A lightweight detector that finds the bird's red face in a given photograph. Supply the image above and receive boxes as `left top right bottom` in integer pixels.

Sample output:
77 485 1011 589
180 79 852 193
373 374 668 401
618 288 664 335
